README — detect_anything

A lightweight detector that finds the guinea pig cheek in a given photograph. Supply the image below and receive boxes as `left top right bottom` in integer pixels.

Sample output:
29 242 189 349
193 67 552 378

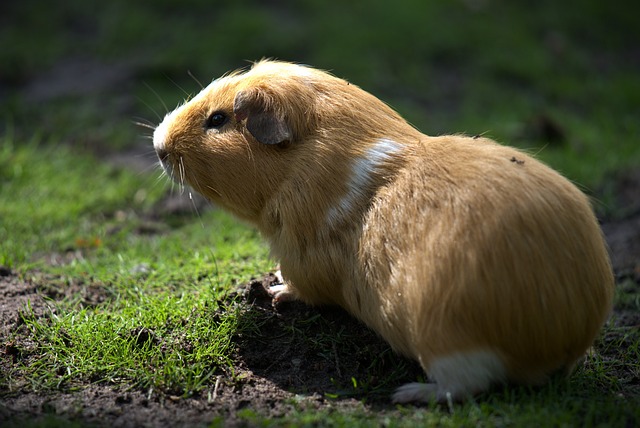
191 133 276 217
183 135 242 196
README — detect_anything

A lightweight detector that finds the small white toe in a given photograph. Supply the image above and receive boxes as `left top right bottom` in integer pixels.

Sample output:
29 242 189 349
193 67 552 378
274 269 284 284
269 283 287 294
268 283 298 303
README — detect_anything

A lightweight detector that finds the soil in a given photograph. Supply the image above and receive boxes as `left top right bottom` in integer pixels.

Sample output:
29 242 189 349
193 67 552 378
1 55 639 428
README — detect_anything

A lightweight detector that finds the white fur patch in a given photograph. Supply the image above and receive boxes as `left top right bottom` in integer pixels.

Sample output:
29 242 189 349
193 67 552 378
367 138 405 163
326 138 403 226
393 350 506 403
274 269 284 284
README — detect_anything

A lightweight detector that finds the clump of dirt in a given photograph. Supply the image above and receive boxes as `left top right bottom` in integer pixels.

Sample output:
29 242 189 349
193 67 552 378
0 268 49 340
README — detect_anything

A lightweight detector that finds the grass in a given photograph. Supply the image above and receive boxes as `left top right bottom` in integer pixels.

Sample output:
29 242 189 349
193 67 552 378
1 0 640 426
1 137 272 395
229 386 638 428
18 289 242 395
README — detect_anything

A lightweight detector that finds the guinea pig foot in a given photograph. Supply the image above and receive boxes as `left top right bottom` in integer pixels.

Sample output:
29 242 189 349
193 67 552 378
391 382 439 404
268 283 286 294
394 350 506 404
268 283 298 303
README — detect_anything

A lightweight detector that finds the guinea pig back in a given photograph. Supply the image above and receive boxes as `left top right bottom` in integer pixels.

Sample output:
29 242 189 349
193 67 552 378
153 60 614 403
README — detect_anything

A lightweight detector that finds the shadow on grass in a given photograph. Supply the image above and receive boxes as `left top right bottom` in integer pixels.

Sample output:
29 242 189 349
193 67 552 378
232 274 639 424
233 274 424 406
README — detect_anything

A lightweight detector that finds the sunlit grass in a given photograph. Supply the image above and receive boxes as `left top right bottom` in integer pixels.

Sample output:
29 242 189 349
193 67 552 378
1 136 272 398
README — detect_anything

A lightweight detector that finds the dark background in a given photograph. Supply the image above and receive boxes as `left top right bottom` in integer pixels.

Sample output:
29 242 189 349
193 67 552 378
1 0 638 192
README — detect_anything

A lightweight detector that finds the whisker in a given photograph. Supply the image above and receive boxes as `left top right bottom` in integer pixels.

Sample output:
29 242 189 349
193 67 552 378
188 70 205 90
170 156 206 223
133 116 157 126
178 156 186 194
155 170 167 185
132 118 157 131
134 153 165 176
142 81 169 115
532 143 549 157
186 172 205 222
166 74 192 99
189 190 205 226
152 177 166 195
205 185 222 199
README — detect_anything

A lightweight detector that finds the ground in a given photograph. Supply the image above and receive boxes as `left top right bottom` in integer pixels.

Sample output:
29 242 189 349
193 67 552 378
1 163 639 427
0 258 424 427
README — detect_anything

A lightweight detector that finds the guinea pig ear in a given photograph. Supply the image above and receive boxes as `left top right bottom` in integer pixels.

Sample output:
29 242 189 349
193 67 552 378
233 89 292 145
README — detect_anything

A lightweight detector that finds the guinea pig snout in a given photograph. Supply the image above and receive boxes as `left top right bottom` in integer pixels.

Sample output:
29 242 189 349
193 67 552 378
153 128 172 175
153 114 180 181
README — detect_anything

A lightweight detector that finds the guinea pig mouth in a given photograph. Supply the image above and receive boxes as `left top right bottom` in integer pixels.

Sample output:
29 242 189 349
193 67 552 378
155 149 181 184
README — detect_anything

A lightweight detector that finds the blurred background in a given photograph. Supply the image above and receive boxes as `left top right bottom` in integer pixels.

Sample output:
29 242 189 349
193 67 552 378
1 0 639 193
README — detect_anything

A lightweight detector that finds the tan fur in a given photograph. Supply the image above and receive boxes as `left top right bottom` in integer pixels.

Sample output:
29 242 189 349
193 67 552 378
154 60 614 401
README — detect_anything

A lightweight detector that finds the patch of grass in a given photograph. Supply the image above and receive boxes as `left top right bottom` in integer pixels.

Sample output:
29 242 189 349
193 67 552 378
4 135 635 423
1 134 272 397
0 136 155 266
16 289 242 396
614 279 640 313
227 363 639 427
0 133 269 267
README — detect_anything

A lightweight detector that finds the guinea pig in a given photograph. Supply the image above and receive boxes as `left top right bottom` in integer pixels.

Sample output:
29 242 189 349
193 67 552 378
152 60 614 403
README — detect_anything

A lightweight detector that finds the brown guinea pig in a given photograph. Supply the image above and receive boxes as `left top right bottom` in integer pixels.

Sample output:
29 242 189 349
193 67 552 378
153 60 614 403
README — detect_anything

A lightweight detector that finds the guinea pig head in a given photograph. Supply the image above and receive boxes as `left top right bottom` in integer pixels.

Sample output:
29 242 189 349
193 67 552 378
153 63 319 223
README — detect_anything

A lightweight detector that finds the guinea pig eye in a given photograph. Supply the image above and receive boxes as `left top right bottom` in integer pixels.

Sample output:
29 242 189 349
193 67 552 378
205 112 228 129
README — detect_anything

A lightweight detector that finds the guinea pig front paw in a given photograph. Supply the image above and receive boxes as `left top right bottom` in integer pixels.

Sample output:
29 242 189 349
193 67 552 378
268 283 298 304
